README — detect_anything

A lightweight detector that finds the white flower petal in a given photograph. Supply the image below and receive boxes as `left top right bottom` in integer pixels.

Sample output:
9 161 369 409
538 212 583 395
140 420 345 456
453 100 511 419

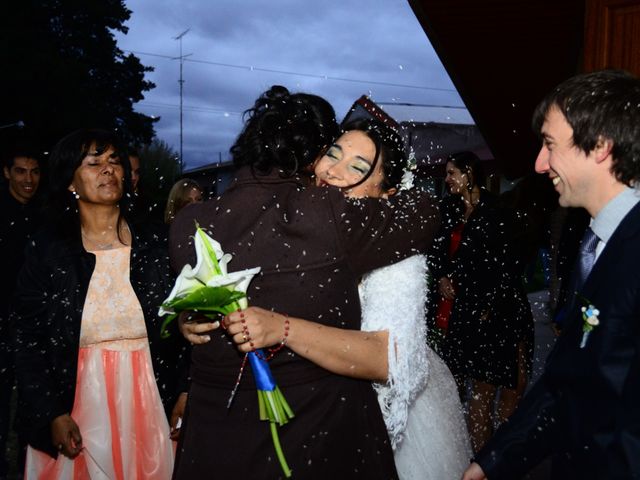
218 253 233 276
205 267 261 291
159 265 204 316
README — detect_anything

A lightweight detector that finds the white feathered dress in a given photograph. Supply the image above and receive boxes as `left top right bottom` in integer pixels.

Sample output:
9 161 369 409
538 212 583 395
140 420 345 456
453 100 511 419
359 255 471 480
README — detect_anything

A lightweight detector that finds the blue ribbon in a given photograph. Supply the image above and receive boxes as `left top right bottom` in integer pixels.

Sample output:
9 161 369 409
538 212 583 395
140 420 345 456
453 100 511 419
248 350 277 391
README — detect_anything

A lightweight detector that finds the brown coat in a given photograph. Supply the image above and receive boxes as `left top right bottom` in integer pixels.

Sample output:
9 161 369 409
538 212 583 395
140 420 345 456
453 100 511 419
170 167 439 479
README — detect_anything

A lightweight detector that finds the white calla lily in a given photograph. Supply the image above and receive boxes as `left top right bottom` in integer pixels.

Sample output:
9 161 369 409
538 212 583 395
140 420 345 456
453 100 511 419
205 266 261 308
158 265 203 316
160 225 260 317
191 230 220 282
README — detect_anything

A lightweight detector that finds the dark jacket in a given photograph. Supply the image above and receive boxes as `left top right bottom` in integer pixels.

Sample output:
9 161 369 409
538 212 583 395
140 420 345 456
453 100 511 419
477 201 640 479
0 188 43 336
12 220 188 458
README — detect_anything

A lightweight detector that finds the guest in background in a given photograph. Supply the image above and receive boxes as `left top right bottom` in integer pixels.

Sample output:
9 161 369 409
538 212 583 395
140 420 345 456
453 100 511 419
128 147 166 224
13 129 188 479
430 151 532 452
164 178 203 224
128 148 141 193
0 147 43 480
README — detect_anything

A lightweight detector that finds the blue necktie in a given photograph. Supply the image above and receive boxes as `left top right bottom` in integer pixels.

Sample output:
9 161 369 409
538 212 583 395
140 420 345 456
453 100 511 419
576 227 599 289
554 226 599 329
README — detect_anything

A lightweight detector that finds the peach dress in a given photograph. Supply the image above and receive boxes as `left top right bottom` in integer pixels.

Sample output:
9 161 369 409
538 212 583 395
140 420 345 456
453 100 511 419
25 247 174 480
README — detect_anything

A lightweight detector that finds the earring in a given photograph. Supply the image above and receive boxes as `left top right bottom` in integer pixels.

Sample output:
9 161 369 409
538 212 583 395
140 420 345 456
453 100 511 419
71 190 80 200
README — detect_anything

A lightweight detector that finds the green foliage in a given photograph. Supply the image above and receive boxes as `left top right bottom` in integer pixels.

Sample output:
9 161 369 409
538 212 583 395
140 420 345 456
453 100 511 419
0 0 156 151
137 138 181 215
159 286 246 338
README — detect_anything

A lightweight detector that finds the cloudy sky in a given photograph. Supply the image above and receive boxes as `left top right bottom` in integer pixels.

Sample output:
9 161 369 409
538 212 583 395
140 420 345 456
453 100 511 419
114 0 464 169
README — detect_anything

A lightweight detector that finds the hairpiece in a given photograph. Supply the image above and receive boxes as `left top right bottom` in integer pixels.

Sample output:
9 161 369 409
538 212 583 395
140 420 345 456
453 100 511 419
399 149 417 191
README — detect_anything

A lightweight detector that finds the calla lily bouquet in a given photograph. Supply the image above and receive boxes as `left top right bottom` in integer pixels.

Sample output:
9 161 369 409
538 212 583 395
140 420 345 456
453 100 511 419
159 225 294 477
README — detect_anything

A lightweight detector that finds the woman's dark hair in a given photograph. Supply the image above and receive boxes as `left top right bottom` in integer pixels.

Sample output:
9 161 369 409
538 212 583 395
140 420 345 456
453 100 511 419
532 69 640 186
447 151 486 190
231 85 339 176
47 128 132 240
337 118 406 191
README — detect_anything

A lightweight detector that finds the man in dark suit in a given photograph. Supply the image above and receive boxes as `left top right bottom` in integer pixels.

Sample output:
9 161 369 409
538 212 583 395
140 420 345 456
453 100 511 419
0 147 43 480
463 69 640 479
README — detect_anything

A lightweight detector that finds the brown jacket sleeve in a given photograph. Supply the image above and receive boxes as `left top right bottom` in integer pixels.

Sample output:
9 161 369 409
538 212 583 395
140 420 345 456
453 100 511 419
327 187 440 276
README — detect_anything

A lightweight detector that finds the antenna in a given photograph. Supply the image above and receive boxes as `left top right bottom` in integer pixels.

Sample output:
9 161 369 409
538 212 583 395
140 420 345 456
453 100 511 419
173 28 191 172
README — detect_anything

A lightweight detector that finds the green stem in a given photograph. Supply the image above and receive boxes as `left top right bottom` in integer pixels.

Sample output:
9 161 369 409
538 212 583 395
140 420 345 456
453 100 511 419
276 387 295 419
257 390 267 421
270 422 292 478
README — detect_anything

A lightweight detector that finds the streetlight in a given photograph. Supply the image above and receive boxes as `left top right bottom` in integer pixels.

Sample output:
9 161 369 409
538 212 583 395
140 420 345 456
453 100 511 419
0 120 25 130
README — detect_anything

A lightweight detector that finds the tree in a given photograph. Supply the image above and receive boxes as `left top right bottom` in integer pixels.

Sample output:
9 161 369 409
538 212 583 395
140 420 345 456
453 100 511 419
0 0 157 152
138 138 182 217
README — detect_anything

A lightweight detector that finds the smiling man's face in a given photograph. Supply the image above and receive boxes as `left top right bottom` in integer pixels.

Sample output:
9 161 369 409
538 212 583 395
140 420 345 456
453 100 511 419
4 156 41 204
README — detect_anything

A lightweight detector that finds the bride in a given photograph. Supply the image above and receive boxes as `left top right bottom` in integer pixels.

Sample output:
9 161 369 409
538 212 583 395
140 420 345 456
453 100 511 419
314 118 471 478
187 118 471 479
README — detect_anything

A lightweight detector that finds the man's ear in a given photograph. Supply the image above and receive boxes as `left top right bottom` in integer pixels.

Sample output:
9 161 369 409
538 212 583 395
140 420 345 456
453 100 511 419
593 136 613 163
3 167 9 181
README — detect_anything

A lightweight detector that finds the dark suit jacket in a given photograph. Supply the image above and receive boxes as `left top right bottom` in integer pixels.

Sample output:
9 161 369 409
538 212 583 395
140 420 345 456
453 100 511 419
476 201 640 480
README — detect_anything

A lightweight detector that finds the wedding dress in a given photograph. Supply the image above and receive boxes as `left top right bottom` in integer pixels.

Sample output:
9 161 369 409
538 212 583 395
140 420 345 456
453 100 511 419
360 255 471 480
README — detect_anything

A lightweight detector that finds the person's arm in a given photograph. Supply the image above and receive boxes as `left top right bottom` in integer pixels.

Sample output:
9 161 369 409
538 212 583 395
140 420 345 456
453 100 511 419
12 241 73 456
329 188 440 276
473 377 559 479
223 307 390 382
461 462 486 480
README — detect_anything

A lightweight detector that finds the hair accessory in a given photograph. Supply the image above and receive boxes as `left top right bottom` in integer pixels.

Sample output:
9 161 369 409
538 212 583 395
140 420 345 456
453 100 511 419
399 149 417 191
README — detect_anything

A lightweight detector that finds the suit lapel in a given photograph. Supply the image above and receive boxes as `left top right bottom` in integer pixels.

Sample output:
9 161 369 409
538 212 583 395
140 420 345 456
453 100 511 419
580 201 640 301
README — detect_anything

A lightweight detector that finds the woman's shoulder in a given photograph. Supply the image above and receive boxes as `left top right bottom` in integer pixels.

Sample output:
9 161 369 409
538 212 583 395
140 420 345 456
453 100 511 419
363 254 427 288
28 222 81 260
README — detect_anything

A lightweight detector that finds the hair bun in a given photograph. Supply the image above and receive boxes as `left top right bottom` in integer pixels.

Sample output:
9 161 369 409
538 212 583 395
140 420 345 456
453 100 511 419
265 85 290 101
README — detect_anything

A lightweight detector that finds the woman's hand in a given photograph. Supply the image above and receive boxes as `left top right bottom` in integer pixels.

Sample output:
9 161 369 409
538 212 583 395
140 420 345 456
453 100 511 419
438 276 456 300
169 392 188 440
461 462 487 480
178 311 219 344
51 413 83 459
224 307 288 353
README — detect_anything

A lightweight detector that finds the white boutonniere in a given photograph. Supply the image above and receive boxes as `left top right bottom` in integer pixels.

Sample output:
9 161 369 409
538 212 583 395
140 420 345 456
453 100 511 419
580 302 600 349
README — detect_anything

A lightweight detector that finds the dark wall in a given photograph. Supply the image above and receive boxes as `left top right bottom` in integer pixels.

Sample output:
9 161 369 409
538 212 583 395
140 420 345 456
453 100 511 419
409 0 585 179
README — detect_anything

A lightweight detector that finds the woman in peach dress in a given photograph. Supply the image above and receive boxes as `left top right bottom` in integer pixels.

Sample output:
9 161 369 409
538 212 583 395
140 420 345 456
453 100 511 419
12 129 188 479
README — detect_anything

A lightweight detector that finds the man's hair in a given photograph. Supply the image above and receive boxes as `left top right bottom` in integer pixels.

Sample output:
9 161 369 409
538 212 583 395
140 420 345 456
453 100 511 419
1 146 41 170
532 69 640 186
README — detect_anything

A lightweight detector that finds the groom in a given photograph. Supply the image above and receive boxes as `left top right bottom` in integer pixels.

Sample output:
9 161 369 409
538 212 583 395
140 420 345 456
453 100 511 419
463 69 640 479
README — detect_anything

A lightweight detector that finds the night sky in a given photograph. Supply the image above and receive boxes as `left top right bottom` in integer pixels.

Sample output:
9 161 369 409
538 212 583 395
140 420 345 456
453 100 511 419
114 0 464 169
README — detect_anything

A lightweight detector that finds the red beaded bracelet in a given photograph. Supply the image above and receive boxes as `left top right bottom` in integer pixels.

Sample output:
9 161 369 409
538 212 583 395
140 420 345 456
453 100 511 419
253 314 290 361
